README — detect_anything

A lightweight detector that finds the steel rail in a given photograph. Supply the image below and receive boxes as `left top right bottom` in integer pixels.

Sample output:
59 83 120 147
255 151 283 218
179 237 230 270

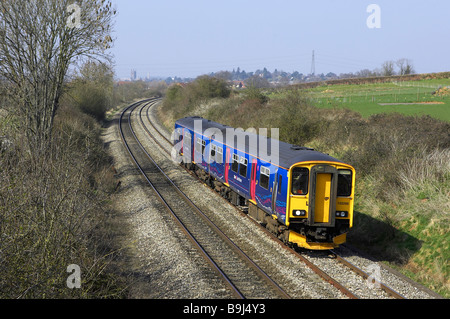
142 101 363 299
134 100 291 299
330 249 406 299
119 99 244 299
144 100 443 300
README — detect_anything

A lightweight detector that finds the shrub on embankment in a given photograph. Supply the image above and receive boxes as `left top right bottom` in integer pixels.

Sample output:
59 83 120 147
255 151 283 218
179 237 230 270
160 82 450 297
0 87 124 299
163 75 231 121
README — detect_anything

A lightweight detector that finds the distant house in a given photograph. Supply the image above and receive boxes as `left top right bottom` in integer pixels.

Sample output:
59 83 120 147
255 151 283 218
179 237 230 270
232 81 246 89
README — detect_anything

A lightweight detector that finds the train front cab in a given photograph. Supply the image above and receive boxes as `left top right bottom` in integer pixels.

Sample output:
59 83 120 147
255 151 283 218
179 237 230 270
286 162 355 250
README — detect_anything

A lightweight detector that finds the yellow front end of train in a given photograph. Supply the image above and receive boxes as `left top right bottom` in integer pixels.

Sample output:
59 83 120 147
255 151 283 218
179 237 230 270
285 162 355 250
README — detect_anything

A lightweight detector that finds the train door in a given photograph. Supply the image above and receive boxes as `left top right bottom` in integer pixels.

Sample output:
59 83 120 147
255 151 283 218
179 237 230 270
314 173 331 223
225 148 231 185
272 170 280 213
193 133 197 164
183 130 192 164
250 158 257 202
308 165 338 227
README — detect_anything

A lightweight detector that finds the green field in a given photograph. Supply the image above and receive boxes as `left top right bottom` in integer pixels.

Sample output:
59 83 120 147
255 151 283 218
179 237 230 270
303 79 450 122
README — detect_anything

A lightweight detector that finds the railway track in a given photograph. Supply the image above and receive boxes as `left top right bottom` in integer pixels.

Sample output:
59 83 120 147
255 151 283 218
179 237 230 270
119 99 290 299
137 100 363 298
137 100 371 299
135 99 442 300
330 249 405 299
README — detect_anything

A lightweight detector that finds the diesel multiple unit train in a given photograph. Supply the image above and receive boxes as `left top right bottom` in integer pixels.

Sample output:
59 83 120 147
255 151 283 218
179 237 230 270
173 116 355 250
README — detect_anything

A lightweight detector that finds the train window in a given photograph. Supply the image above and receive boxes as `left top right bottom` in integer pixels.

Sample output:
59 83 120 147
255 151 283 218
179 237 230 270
260 166 270 189
211 144 216 159
337 170 352 197
232 154 239 173
239 157 248 177
216 147 223 164
291 167 309 195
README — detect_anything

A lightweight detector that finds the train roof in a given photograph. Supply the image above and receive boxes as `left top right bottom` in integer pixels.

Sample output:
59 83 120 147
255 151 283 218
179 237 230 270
175 116 344 169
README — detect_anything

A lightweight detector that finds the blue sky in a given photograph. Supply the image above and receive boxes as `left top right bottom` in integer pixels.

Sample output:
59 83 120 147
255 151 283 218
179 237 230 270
111 0 450 79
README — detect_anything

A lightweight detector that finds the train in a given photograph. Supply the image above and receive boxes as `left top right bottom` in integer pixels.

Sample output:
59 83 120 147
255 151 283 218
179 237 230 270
173 116 355 250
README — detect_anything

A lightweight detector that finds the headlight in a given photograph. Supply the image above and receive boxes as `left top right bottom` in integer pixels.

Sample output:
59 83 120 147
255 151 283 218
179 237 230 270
293 210 307 217
336 211 348 218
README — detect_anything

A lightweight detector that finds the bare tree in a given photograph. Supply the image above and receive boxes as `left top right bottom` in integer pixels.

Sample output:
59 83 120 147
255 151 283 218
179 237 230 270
245 75 271 89
213 71 232 81
396 58 415 75
382 60 395 77
396 59 407 76
0 0 115 156
404 59 415 75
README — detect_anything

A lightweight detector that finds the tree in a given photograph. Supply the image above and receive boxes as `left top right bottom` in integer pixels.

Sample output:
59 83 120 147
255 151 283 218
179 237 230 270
382 60 395 76
356 69 374 78
397 58 415 75
245 75 270 89
69 61 114 121
214 71 232 81
0 0 115 156
193 75 231 99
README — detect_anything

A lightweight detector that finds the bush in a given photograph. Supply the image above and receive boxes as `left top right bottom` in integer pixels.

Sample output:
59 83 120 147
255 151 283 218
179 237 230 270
192 75 231 100
273 91 329 145
0 104 123 298
341 113 450 183
72 83 110 121
67 61 114 121
162 75 231 120
243 86 269 105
